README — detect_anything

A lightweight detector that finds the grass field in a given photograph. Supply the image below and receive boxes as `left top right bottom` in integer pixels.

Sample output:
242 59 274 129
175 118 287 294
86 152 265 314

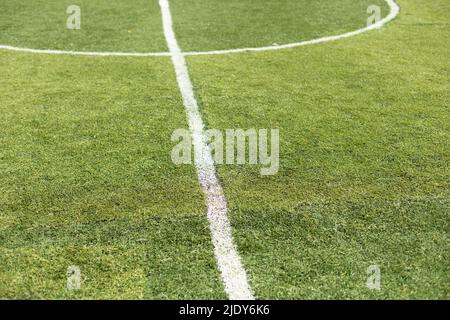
0 0 449 299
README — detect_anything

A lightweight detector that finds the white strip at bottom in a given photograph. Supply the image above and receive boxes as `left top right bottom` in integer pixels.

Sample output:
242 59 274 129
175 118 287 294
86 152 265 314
158 0 254 300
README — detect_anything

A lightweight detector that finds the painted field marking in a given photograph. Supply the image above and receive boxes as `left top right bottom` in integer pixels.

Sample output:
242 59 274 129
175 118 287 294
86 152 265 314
159 0 254 300
0 0 401 300
0 0 400 57
184 0 400 56
0 44 170 57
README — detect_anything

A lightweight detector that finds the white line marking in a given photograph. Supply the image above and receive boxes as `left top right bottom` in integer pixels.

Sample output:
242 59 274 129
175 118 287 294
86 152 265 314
0 44 170 57
1 0 400 299
158 0 254 300
0 0 399 57
184 0 400 56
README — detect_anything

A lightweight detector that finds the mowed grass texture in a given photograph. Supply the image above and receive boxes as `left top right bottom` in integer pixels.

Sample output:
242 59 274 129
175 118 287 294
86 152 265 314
0 0 448 299
187 0 449 298
0 216 226 299
170 0 389 51
0 0 167 52
0 52 226 298
0 0 388 53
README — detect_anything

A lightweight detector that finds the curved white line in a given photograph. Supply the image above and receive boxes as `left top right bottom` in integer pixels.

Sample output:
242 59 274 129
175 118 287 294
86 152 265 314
0 45 170 57
0 0 399 57
184 0 400 56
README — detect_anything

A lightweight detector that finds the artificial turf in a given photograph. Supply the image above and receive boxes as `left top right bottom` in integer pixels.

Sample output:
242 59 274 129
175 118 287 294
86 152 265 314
0 215 226 299
170 0 389 51
0 0 167 52
187 0 449 298
0 0 448 299
0 52 224 298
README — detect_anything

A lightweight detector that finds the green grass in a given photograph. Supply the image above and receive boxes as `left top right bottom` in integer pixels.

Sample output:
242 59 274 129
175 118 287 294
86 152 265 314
0 52 205 226
0 52 226 298
0 0 167 51
187 0 449 298
0 0 389 52
0 216 226 299
232 199 448 299
0 0 448 299
171 0 389 51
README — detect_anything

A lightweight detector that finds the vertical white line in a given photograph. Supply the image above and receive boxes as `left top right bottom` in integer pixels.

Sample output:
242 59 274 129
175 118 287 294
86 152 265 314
158 0 254 300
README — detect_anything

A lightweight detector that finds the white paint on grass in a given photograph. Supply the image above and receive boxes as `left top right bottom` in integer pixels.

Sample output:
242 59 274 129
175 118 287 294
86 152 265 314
0 45 170 57
184 0 400 56
0 0 401 300
0 0 399 57
159 0 254 300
